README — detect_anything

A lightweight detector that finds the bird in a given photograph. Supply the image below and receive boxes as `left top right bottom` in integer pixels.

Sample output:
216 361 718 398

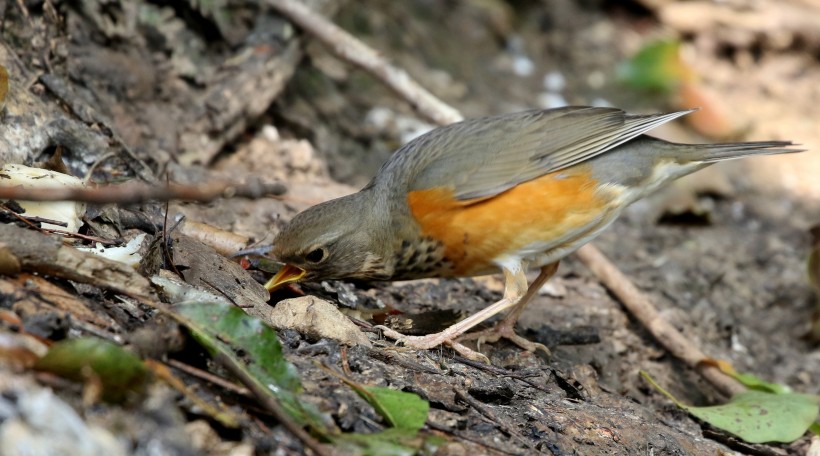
265 106 800 361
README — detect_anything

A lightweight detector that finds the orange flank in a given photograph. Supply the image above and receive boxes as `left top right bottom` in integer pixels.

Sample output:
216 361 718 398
406 166 612 276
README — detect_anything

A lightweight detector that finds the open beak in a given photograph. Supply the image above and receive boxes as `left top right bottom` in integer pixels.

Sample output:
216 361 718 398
264 264 306 291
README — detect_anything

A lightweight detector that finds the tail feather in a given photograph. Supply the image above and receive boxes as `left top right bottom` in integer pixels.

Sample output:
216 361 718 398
688 141 805 163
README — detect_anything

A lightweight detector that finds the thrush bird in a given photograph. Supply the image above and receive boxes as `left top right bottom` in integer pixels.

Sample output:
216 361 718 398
265 107 800 361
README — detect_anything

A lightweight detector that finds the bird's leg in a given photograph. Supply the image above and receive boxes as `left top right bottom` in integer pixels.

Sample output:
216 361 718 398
376 264 530 362
459 262 559 356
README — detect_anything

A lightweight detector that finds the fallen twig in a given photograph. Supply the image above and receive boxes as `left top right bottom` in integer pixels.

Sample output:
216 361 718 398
424 421 523 456
0 223 152 300
453 355 552 394
165 359 251 397
272 1 746 396
213 350 332 456
266 0 463 126
453 389 539 453
0 179 286 204
575 245 744 397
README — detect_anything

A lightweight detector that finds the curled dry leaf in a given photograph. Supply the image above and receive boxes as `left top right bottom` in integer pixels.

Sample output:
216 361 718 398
267 296 371 347
0 274 116 329
0 164 86 233
676 82 738 140
178 219 250 256
0 243 21 274
0 332 48 369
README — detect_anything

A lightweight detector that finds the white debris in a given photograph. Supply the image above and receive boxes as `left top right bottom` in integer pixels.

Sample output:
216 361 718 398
537 92 568 109
0 389 127 456
543 71 566 92
77 233 146 268
0 164 86 233
512 56 535 77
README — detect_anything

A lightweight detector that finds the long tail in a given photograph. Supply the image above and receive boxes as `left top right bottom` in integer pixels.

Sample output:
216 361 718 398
685 141 804 163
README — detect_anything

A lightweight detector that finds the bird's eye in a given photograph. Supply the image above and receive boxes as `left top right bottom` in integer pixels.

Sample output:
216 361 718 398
305 248 326 263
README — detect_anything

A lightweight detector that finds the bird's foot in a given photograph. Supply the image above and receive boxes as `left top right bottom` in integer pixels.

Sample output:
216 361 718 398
459 321 551 357
375 325 491 363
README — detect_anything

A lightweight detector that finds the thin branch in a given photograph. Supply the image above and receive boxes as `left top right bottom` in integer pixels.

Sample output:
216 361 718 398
266 0 463 126
0 179 287 204
165 359 251 397
213 350 331 456
453 389 539 453
575 245 744 397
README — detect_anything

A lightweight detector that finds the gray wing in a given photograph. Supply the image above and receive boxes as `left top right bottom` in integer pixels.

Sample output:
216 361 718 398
396 107 693 200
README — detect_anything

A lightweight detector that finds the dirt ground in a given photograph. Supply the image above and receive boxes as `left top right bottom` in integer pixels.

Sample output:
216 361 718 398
1 0 819 455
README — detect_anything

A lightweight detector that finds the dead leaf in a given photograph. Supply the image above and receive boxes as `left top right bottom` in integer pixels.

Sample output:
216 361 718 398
267 296 371 347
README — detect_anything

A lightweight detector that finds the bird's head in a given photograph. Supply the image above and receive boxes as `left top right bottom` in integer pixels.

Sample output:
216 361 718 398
266 193 388 291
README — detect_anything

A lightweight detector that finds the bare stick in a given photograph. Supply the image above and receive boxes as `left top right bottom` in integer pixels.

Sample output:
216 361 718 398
267 1 745 396
166 359 251 397
265 0 463 126
213 350 332 456
0 180 286 204
575 245 744 397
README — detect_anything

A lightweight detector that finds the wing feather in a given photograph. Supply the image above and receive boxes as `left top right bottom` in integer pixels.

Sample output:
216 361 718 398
393 107 694 200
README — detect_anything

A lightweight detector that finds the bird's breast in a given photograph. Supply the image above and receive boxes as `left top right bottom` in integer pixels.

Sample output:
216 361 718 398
405 165 622 277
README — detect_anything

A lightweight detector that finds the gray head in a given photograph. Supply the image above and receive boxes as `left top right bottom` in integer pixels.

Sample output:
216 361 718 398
267 191 388 289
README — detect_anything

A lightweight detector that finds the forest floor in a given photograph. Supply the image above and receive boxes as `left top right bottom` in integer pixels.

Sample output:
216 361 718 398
0 0 819 455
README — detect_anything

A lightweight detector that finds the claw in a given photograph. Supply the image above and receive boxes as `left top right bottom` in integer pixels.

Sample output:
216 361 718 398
375 325 492 363
466 323 551 357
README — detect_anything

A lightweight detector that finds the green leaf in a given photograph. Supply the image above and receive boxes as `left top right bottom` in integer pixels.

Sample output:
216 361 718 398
354 386 429 431
725 371 792 395
34 337 150 403
700 359 792 394
172 302 324 429
320 365 429 432
171 302 441 453
689 391 819 443
642 371 819 443
334 429 443 456
617 39 692 92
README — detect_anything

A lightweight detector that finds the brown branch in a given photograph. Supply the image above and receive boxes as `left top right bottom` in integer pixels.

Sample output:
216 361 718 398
575 245 745 397
453 389 537 452
0 179 286 204
212 350 332 456
266 0 745 396
165 359 251 397
265 0 463 126
0 223 152 300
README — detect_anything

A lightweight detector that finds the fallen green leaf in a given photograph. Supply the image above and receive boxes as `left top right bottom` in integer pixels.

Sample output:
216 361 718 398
809 421 820 436
642 371 819 443
700 359 791 394
172 302 442 453
335 428 442 456
173 302 324 428
355 385 429 432
34 337 150 403
617 39 693 93
723 371 792 395
319 364 429 432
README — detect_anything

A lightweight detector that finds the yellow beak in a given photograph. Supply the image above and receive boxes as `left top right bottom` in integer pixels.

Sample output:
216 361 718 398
264 264 306 291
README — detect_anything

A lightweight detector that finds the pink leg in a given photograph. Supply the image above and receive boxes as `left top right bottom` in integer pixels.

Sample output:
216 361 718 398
376 262 558 362
460 263 558 355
